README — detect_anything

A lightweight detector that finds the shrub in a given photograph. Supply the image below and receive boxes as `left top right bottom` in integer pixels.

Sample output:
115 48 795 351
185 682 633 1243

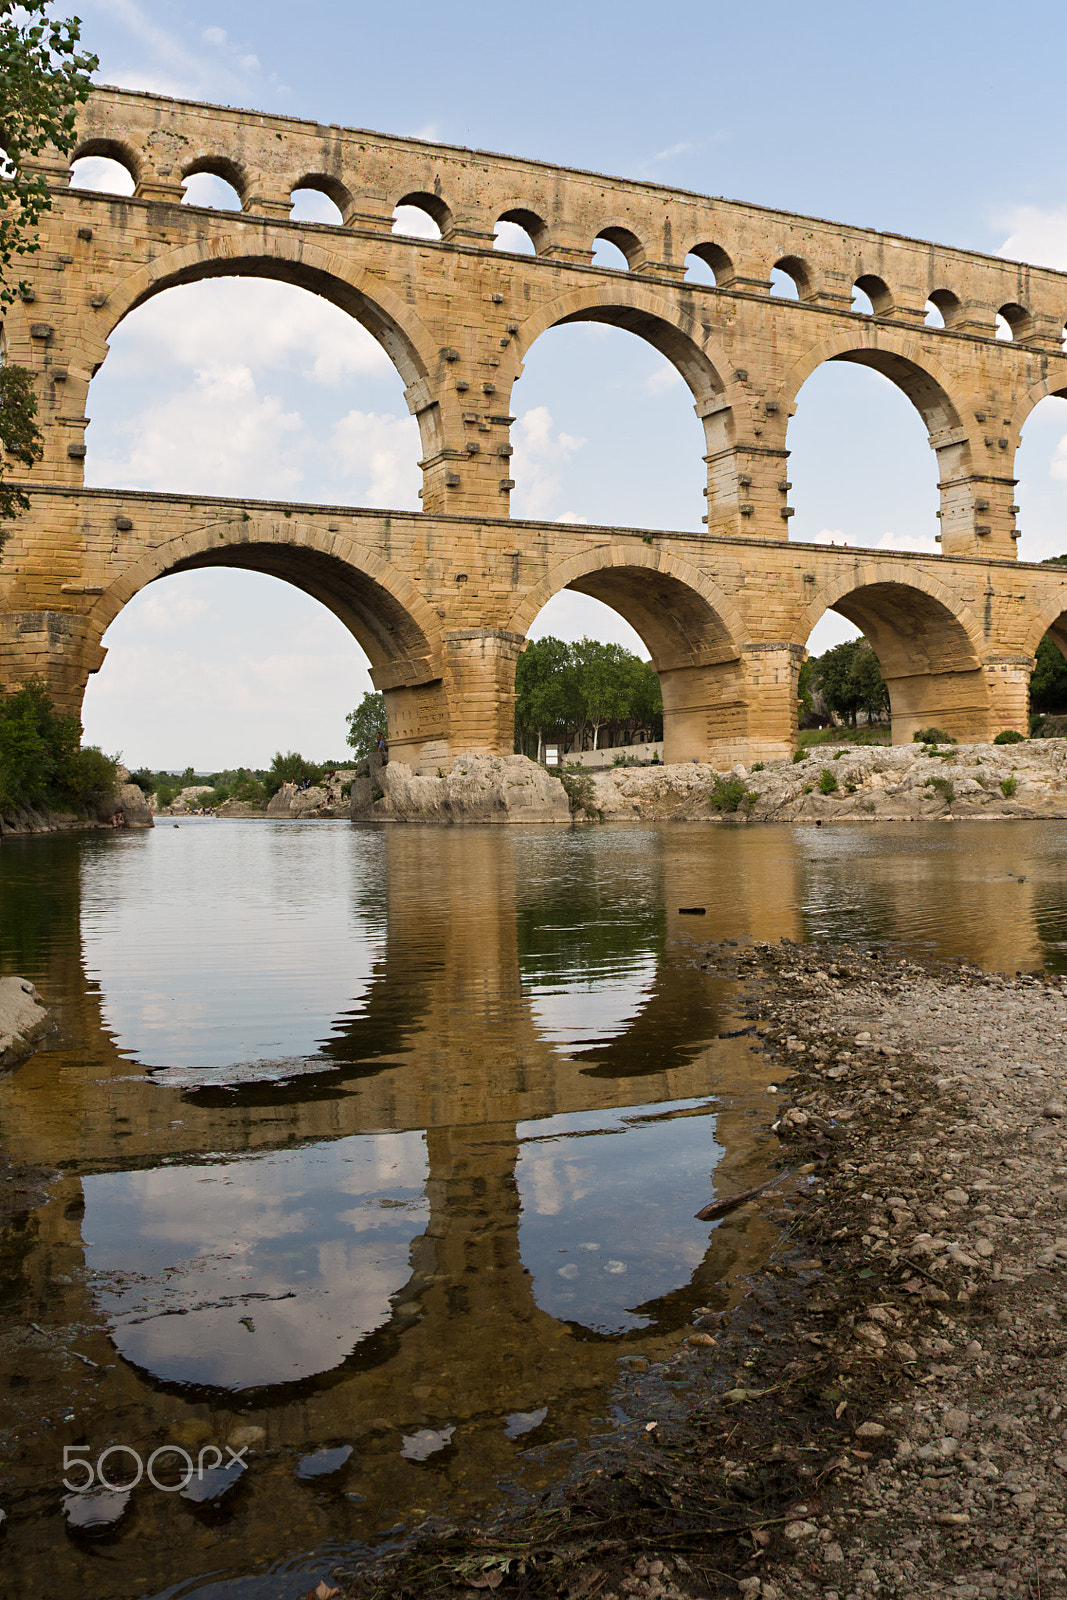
914 727 956 745
993 729 1025 745
1001 774 1018 798
818 768 838 794
709 774 751 812
833 750 844 760
751 761 765 772
61 745 119 810
792 749 807 764
559 769 602 820
926 776 955 804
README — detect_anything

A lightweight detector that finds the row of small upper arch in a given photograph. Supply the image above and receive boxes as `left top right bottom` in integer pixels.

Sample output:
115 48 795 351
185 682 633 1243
68 141 1061 345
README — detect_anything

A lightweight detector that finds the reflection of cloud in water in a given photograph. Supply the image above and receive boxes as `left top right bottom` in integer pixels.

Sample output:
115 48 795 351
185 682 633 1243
528 952 657 1051
79 824 385 1068
517 1100 723 1334
82 1131 427 1389
523 1155 591 1218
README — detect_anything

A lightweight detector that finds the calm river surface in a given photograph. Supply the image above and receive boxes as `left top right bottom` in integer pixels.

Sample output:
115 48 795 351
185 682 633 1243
2 819 1067 1599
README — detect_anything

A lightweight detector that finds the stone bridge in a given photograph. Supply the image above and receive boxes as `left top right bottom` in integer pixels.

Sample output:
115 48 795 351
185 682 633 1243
2 85 1067 760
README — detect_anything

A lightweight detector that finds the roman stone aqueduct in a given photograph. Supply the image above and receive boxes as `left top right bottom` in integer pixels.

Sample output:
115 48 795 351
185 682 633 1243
2 84 1067 763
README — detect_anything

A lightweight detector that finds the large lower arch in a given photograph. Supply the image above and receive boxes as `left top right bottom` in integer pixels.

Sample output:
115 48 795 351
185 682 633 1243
88 518 448 766
510 547 751 764
800 566 993 743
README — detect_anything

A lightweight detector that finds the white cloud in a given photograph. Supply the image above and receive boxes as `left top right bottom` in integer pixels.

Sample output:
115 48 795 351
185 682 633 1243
996 204 1067 271
103 279 391 386
69 154 135 195
510 406 586 520
494 219 536 255
1051 434 1067 482
328 410 421 507
873 530 940 554
90 364 307 498
646 364 684 395
651 140 692 163
84 0 285 102
391 205 441 240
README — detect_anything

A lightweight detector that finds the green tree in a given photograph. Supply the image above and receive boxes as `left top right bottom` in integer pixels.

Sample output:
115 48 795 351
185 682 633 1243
0 676 115 813
628 657 663 739
265 750 324 797
809 638 889 727
515 636 663 757
574 639 638 750
0 3 97 550
514 636 575 760
345 691 388 759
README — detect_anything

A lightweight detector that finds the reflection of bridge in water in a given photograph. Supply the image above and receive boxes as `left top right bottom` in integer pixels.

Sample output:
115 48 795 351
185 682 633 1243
2 820 1057 1593
0 826 798 1596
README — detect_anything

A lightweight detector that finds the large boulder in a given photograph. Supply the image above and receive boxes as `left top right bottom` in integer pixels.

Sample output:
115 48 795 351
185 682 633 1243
349 753 571 825
266 782 298 816
289 785 329 817
97 765 153 828
0 978 51 1072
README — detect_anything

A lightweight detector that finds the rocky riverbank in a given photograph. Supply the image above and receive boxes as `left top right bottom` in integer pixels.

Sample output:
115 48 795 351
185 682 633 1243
0 765 152 836
336 940 1067 1600
588 739 1067 823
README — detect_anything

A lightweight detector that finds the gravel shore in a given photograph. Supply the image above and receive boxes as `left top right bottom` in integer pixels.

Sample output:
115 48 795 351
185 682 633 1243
710 939 1067 1600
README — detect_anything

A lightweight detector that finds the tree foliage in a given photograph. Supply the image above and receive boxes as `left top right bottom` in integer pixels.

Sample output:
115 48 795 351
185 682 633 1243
808 638 889 727
265 750 324 797
0 676 115 813
1031 635 1067 713
0 361 43 522
345 691 388 759
514 636 663 757
0 3 97 549
0 0 97 300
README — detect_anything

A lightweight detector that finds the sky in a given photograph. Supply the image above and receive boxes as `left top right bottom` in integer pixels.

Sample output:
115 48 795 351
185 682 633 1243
52 0 1067 769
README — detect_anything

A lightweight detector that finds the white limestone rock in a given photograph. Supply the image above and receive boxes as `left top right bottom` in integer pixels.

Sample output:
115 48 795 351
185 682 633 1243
350 754 570 825
0 977 51 1072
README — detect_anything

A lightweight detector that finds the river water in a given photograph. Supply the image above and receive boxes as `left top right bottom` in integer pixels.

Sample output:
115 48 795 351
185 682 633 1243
2 819 1066 1599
